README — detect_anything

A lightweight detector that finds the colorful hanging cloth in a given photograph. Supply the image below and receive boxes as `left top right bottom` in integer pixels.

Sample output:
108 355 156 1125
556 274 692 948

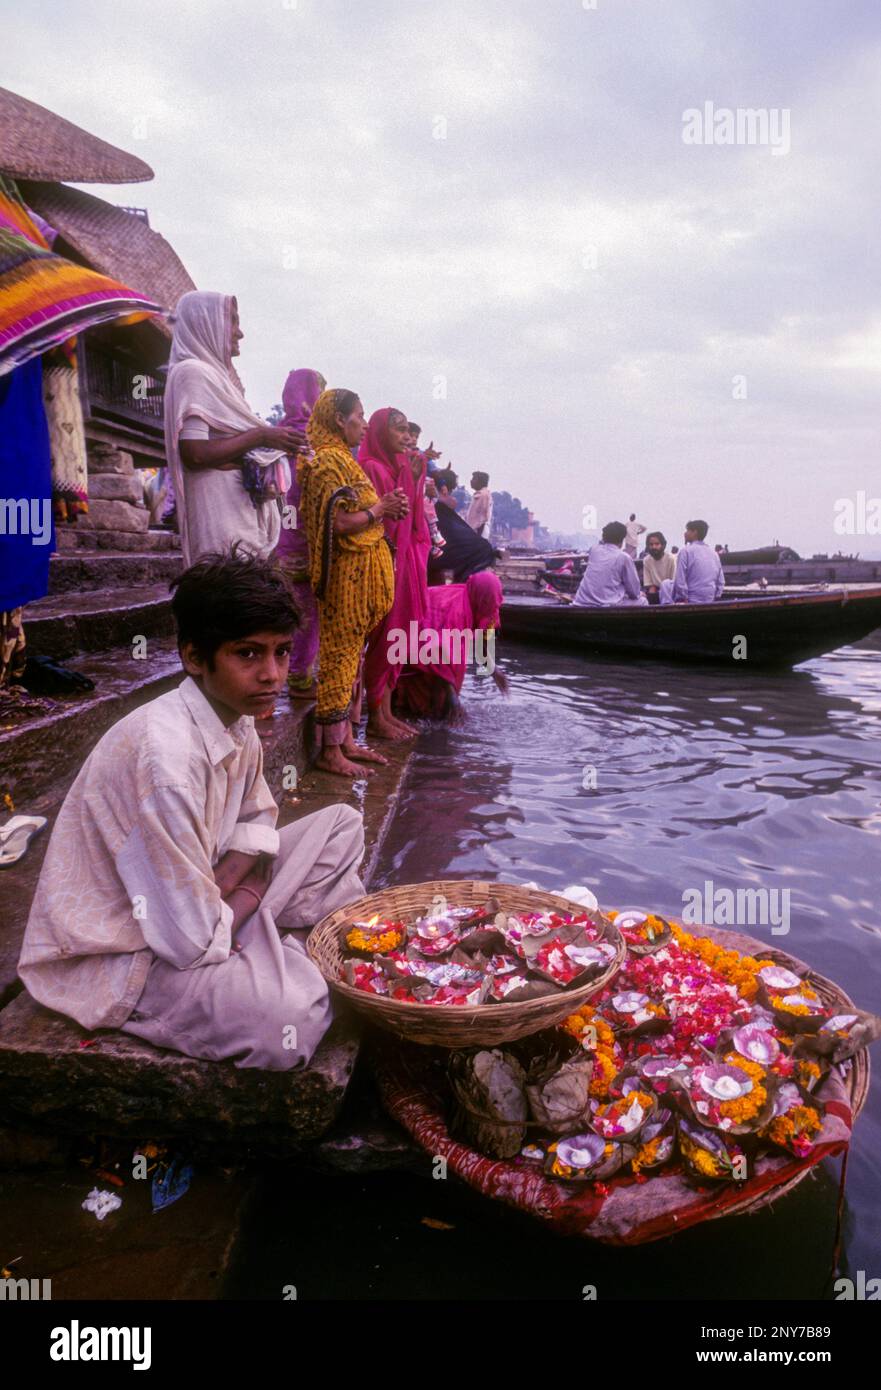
0 174 163 376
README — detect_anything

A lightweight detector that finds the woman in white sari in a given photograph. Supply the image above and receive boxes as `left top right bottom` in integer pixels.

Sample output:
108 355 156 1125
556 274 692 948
164 291 304 565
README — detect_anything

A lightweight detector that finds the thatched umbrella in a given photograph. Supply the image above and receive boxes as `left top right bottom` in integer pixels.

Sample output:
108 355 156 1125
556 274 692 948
0 86 153 184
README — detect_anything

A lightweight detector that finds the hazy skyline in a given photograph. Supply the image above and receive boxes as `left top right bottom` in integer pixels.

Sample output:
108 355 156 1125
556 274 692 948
7 0 881 554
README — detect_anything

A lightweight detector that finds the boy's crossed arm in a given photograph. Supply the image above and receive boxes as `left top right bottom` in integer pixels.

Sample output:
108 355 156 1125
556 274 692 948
214 850 273 941
213 849 263 897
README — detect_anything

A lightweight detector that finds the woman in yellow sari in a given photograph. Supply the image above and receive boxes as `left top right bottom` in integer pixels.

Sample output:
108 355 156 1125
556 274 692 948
301 389 408 776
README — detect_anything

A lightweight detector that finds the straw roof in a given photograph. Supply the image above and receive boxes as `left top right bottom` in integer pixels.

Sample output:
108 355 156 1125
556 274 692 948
20 180 196 337
0 87 153 184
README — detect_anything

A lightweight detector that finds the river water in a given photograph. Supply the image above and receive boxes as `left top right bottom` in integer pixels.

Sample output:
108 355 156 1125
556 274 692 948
230 642 880 1300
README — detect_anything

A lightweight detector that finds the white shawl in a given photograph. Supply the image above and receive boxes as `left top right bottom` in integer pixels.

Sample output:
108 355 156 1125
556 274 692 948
164 291 285 565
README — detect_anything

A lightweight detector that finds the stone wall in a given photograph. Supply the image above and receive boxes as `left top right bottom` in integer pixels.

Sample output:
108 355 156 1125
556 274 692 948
78 441 149 535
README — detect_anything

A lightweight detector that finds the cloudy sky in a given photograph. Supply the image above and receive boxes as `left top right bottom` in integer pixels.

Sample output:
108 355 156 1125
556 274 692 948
7 0 881 552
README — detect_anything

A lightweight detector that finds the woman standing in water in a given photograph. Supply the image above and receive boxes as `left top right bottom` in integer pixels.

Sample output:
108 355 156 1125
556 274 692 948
164 291 303 566
300 389 407 777
359 407 431 741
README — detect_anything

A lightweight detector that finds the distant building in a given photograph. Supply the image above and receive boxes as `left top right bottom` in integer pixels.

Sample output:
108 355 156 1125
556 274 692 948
511 509 537 548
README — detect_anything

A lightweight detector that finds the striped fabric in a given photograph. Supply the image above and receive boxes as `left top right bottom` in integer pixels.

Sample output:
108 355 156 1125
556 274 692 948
0 175 163 375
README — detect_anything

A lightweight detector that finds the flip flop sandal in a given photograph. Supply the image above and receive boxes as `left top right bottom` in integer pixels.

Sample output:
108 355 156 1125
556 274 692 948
0 815 48 868
22 656 95 695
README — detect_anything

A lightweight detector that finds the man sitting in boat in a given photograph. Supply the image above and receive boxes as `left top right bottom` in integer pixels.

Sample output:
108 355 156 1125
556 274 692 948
642 530 676 604
573 521 648 607
659 519 725 604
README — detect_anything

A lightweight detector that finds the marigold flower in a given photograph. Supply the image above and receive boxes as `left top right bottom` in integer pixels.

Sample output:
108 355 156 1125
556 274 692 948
346 924 404 954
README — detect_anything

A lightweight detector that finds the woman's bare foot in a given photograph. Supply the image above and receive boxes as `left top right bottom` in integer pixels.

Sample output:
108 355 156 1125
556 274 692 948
390 713 418 737
368 713 413 741
343 737 388 766
372 690 417 740
314 746 371 778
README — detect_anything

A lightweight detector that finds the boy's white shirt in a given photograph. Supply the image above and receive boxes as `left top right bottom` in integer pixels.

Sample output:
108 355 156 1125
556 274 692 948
18 676 280 1030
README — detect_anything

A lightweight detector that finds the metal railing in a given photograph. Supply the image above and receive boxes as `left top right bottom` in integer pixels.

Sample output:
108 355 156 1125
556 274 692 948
82 342 165 434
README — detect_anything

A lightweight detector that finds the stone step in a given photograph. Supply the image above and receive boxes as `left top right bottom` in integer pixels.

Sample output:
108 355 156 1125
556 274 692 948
55 525 180 553
49 550 183 595
0 991 361 1158
24 585 174 661
0 636 183 810
254 691 317 808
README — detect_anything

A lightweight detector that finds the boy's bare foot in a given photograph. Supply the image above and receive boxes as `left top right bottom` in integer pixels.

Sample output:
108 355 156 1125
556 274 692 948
314 747 372 778
343 738 388 766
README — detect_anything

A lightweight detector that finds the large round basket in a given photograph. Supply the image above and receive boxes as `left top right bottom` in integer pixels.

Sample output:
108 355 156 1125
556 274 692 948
307 879 625 1047
368 926 872 1243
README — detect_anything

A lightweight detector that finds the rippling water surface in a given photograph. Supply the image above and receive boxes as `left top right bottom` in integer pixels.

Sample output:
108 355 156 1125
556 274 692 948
371 643 881 1291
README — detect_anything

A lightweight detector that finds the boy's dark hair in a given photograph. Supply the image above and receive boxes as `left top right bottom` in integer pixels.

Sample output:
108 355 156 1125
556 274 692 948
601 520 627 545
171 546 298 664
646 530 666 548
433 468 458 492
407 421 421 434
686 518 709 540
471 470 489 489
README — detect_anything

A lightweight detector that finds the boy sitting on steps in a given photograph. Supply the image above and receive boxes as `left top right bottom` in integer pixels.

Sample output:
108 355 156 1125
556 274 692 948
18 547 364 1069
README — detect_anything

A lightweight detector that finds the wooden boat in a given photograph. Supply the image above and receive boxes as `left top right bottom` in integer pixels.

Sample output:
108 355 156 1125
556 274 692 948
500 586 881 666
720 544 801 565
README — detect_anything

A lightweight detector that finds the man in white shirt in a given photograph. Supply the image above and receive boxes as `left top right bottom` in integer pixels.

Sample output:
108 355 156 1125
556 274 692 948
642 530 677 603
574 521 649 607
466 471 493 538
660 519 725 604
624 513 646 558
18 549 365 1070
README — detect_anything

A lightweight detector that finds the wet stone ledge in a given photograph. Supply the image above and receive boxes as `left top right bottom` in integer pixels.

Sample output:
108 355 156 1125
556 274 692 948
0 992 361 1160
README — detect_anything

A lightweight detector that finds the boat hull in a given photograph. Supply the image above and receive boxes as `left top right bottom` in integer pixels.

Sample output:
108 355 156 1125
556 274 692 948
500 588 881 667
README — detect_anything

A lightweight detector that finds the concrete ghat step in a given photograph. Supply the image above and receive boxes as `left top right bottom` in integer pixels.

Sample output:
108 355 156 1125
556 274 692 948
24 585 174 660
0 992 361 1157
49 551 183 595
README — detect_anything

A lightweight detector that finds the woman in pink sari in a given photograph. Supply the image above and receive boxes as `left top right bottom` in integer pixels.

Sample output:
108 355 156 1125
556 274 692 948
394 571 504 720
359 407 431 740
273 368 325 696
